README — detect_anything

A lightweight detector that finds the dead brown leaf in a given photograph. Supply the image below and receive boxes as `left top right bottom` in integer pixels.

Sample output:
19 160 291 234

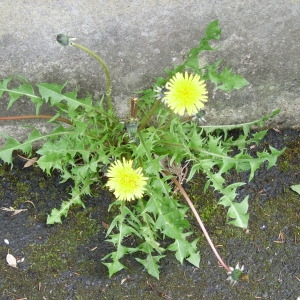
274 231 285 244
102 221 110 230
23 157 38 168
17 154 38 168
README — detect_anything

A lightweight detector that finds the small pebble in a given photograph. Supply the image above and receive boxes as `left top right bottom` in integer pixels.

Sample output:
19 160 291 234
260 223 268 230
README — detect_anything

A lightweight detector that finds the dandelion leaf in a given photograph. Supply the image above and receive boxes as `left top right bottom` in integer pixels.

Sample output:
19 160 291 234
0 129 42 165
37 82 93 112
205 62 249 92
0 77 43 114
227 196 249 229
291 185 300 195
136 254 165 280
102 257 127 278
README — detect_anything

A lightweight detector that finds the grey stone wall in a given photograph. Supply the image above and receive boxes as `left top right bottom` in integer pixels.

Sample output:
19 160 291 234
0 0 299 145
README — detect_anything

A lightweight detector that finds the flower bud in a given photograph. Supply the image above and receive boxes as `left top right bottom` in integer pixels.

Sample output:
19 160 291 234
56 34 76 46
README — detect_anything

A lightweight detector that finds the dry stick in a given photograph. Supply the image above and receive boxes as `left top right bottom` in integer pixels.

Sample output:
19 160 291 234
0 115 72 125
168 173 231 272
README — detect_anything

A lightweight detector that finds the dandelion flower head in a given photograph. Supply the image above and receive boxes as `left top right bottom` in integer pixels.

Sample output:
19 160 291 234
164 72 208 116
226 263 245 285
106 158 148 201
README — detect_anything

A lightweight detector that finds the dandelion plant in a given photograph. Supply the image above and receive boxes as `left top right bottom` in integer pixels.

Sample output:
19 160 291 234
0 20 284 282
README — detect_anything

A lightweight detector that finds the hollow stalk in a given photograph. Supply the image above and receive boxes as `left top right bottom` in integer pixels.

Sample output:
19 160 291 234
70 42 113 112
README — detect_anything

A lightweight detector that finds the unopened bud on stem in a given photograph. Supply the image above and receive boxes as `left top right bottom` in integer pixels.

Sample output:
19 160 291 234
56 34 76 46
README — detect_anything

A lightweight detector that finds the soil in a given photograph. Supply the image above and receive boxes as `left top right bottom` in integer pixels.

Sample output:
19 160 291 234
0 128 300 300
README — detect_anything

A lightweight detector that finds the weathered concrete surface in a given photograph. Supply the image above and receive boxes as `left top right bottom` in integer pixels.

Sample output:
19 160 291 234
0 0 300 145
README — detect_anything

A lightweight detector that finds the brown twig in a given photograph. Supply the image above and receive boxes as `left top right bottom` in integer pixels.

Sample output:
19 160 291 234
0 115 72 125
163 170 231 272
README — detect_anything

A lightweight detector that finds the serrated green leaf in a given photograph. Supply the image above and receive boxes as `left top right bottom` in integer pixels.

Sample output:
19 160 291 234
24 128 43 150
291 185 300 195
167 235 200 267
102 241 129 277
0 77 44 114
138 236 165 254
205 19 221 40
46 208 65 224
46 200 72 224
37 82 94 112
186 247 201 268
145 155 165 174
251 130 268 144
136 254 164 279
186 238 200 267
37 82 66 103
248 159 263 181
185 48 201 69
203 59 222 84
186 163 202 182
102 203 145 277
0 129 43 165
227 196 249 228
37 152 63 174
186 250 200 267
7 84 36 108
168 238 190 264
0 135 20 164
218 158 236 174
218 182 245 206
217 68 249 91
210 172 226 188
46 189 85 224
102 258 127 278
200 110 281 137
0 77 13 97
171 20 222 74
205 63 249 92
264 146 285 169
188 126 205 149
197 20 221 52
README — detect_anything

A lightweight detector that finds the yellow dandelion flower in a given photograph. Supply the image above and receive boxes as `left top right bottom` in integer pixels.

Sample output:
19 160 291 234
164 72 208 116
106 158 148 201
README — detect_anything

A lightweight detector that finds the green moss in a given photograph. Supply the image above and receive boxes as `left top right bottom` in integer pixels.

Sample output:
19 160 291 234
187 173 226 228
278 139 300 172
27 211 99 277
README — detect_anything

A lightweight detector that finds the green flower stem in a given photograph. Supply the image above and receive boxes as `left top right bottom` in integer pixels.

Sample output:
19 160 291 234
0 115 72 125
70 42 113 112
164 170 231 272
138 99 161 131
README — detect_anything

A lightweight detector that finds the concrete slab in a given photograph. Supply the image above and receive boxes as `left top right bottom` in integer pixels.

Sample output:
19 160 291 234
0 0 300 145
